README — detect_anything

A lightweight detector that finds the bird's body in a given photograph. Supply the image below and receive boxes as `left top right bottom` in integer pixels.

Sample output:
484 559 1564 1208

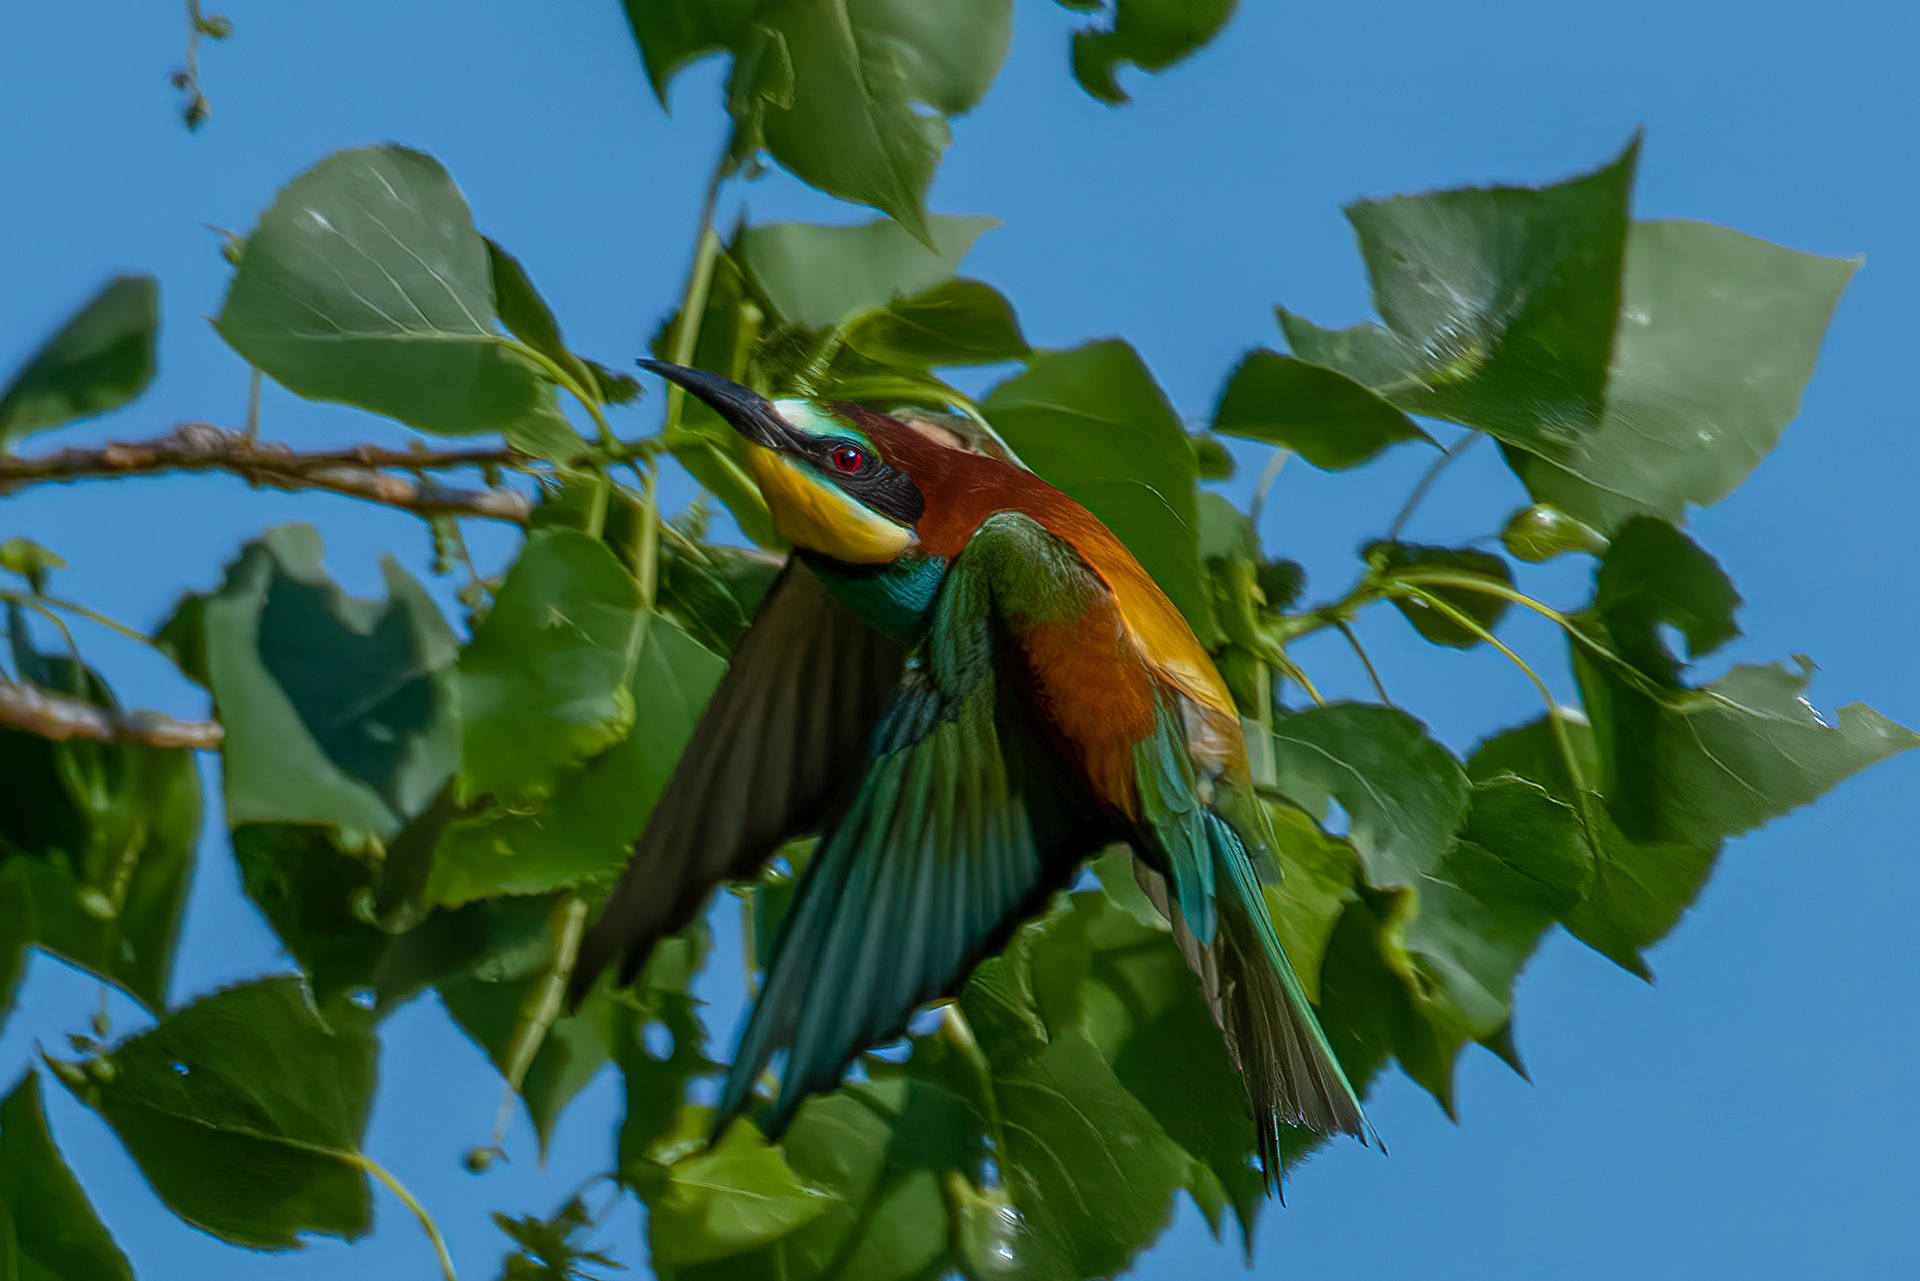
571 367 1371 1183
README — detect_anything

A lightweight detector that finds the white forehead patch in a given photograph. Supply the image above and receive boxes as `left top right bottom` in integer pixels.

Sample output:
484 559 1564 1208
772 398 852 440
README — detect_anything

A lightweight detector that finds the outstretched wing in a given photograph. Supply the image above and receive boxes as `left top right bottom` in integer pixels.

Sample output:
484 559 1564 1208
717 513 1114 1135
571 561 906 1001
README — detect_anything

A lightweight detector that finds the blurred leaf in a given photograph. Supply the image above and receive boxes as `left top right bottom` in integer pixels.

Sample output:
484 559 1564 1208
1268 704 1470 889
54 977 377 1249
737 216 997 330
0 1071 134 1281
432 620 725 907
745 0 1012 240
0 866 29 1032
1509 220 1858 530
187 524 459 846
1190 432 1235 481
0 636 199 1012
842 278 1028 367
493 1195 623 1281
0 275 158 445
1371 541 1514 648
486 239 595 393
217 145 572 442
1212 349 1427 469
442 975 612 1155
983 340 1219 644
647 1116 836 1268
373 892 559 1011
656 541 782 656
458 530 646 809
620 0 759 104
1065 0 1237 104
0 538 65 580
1467 713 1597 804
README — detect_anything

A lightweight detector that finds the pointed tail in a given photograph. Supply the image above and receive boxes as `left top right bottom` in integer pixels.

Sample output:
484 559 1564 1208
1137 816 1375 1182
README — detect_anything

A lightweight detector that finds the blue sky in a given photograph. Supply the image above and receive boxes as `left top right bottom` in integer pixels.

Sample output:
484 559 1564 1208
1 1 1916 1277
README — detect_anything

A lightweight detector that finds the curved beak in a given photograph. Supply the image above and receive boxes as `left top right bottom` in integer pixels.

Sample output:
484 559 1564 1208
638 360 797 452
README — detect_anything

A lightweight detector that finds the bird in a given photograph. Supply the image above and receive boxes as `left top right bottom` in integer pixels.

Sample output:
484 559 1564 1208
568 359 1373 1182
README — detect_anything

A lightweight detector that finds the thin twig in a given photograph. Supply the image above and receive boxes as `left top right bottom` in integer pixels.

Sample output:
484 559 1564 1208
1336 621 1391 704
0 423 534 523
0 680 222 749
1384 432 1479 542
350 1154 459 1281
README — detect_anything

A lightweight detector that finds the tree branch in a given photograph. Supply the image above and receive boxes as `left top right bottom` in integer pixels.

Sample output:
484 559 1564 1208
0 423 534 522
0 680 223 749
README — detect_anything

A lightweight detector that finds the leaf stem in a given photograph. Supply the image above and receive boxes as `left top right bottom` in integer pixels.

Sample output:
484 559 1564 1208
1384 432 1477 542
349 1153 459 1281
1387 582 1588 794
1336 621 1391 704
487 894 590 1151
501 341 616 446
663 157 729 436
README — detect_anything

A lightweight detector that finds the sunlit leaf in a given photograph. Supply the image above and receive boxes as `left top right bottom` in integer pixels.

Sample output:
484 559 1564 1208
842 278 1029 367
1268 704 1470 889
736 216 997 330
431 619 725 907
1510 220 1858 530
646 1115 836 1268
217 145 573 442
747 0 1012 240
458 530 646 809
0 1071 134 1281
0 275 158 445
53 977 377 1249
982 340 1218 644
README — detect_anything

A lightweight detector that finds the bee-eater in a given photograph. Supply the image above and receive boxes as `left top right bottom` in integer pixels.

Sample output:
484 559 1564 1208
571 360 1372 1180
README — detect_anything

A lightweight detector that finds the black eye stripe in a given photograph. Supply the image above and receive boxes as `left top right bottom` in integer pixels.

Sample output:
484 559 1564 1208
810 436 923 525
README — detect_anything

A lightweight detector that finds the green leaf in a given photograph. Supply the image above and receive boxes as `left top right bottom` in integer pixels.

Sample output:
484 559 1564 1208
0 275 158 445
656 541 783 657
1501 504 1608 562
647 1115 837 1268
1371 541 1514 649
493 1195 623 1281
842 278 1029 367
1461 777 1593 913
737 216 998 331
216 145 573 442
1065 0 1238 105
620 0 759 104
188 524 459 846
1591 516 1740 682
1264 804 1359 1003
230 824 388 1001
457 530 647 808
1555 798 1716 979
441 975 612 1155
1278 140 1856 530
1268 704 1470 889
431 619 725 907
1508 220 1858 530
0 637 200 1011
982 340 1219 644
749 0 1012 240
0 1072 134 1281
53 977 377 1249
1211 349 1427 470
1580 658 1920 854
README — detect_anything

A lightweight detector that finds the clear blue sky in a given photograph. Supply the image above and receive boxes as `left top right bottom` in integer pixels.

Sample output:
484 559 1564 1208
2 2 1916 1278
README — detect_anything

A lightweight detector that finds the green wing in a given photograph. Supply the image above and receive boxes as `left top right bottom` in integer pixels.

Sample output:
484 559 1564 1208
572 561 905 1000
717 514 1108 1135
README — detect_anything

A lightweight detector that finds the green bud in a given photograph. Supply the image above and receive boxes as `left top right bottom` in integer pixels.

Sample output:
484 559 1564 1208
1501 504 1608 562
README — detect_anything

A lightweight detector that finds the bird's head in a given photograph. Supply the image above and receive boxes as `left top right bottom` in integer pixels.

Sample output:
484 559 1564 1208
640 360 936 564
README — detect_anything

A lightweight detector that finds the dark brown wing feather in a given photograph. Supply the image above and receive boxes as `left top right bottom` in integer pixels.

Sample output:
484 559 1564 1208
569 560 906 1002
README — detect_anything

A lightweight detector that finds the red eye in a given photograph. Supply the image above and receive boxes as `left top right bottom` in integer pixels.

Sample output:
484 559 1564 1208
828 444 866 473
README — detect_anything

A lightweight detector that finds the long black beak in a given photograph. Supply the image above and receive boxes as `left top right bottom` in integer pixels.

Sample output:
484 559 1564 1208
638 359 795 452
